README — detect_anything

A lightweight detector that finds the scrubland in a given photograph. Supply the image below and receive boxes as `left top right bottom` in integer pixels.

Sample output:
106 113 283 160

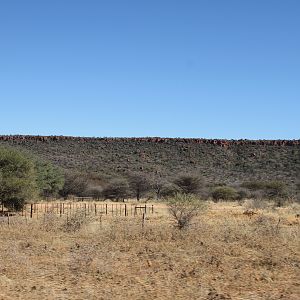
0 201 299 300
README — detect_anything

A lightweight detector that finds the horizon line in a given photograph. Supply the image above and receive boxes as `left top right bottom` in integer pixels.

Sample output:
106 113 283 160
0 134 299 142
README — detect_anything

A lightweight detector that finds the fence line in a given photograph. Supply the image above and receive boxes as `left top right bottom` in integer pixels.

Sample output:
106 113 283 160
0 202 155 223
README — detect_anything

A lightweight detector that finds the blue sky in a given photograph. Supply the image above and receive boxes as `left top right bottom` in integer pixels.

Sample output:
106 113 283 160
0 0 299 139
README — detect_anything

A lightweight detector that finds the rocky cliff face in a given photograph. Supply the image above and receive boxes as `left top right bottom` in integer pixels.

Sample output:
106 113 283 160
0 135 299 146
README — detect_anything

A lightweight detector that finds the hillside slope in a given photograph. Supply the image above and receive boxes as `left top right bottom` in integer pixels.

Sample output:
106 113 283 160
0 135 299 186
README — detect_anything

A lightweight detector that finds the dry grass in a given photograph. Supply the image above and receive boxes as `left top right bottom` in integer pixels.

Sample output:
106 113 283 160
0 201 299 300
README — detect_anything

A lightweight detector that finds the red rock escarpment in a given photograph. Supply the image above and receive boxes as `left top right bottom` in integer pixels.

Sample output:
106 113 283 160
0 135 299 146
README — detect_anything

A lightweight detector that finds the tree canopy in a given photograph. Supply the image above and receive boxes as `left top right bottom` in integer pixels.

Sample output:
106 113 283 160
35 160 64 198
0 147 36 210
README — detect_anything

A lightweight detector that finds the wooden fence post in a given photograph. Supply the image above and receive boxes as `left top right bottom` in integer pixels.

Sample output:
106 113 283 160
142 213 145 229
30 204 33 218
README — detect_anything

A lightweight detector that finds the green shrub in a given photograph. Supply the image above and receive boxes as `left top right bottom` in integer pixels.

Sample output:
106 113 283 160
211 186 238 201
264 181 287 199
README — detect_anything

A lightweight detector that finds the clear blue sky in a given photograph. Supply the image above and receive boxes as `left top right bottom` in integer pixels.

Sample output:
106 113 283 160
0 0 299 139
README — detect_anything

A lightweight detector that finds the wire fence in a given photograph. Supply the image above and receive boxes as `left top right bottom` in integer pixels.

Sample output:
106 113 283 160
0 201 155 225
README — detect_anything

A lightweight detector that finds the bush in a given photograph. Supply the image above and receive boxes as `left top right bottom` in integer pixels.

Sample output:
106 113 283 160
211 186 238 201
167 193 206 229
236 189 250 200
62 209 87 232
241 180 289 205
160 183 181 198
264 181 288 200
244 198 268 211
241 181 266 191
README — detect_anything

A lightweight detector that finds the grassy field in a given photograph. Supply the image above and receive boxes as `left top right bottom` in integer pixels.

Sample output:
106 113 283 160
0 201 299 300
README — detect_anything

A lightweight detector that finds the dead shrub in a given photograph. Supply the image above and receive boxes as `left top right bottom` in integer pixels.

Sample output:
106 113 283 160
41 211 60 231
244 198 268 211
62 209 87 232
167 193 206 229
68 243 95 273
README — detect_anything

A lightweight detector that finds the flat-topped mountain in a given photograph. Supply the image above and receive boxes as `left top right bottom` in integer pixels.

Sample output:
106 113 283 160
0 135 299 187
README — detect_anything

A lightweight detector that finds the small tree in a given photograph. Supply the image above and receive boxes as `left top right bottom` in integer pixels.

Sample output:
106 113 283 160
160 183 181 198
167 193 206 229
127 173 150 201
102 179 129 201
0 147 36 211
59 172 89 198
211 186 238 202
35 161 64 198
264 181 288 206
173 174 203 195
150 173 165 200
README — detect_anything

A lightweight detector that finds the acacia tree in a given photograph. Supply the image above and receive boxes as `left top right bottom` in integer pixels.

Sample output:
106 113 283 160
59 172 89 198
173 174 203 195
150 172 167 200
0 147 36 211
102 178 129 201
127 173 151 201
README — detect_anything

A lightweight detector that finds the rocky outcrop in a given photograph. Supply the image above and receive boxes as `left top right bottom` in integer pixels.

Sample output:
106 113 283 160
0 135 299 146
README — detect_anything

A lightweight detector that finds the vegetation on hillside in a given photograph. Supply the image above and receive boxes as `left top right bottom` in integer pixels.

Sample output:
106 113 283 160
0 136 299 191
0 136 299 205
